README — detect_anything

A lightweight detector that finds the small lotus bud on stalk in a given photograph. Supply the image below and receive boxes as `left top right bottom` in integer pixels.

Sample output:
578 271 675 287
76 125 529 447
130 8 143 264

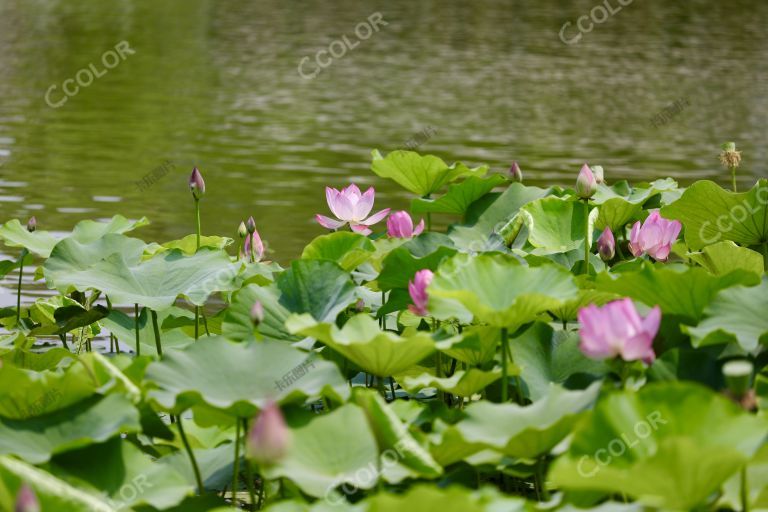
250 301 264 326
189 167 205 340
189 167 205 200
14 484 40 512
247 401 291 467
575 164 597 199
509 161 523 183
719 142 742 192
592 165 605 184
246 216 256 234
597 227 615 261
26 216 36 233
238 221 247 239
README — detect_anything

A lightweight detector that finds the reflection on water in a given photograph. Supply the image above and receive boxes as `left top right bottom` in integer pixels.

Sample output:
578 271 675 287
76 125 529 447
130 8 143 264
0 0 766 300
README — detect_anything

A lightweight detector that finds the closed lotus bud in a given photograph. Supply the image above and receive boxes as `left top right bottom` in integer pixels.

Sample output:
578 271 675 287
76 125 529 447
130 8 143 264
355 298 365 312
189 167 205 199
509 161 523 183
597 227 615 261
247 401 290 466
592 165 605 184
246 216 256 234
238 221 247 239
719 142 742 170
26 216 36 233
14 484 40 512
575 163 597 199
251 301 264 326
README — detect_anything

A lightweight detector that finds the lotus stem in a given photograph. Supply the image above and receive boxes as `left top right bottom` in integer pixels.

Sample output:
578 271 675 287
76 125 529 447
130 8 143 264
535 456 550 502
242 418 258 507
134 303 141 357
732 167 738 193
501 327 509 402
15 248 27 325
233 420 241 503
389 377 396 401
195 198 201 340
151 310 163 357
742 466 750 512
583 199 590 275
177 414 205 493
377 376 386 399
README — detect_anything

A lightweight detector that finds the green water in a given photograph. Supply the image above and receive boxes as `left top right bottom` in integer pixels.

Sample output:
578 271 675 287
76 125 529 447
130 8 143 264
0 0 766 283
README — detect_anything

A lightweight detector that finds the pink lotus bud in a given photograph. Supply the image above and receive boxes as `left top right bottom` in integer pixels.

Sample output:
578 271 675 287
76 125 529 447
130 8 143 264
247 401 290 466
14 484 40 512
592 165 605 184
386 211 425 238
355 298 365 312
251 231 264 262
509 161 523 182
246 216 256 234
575 164 597 199
251 301 264 325
238 221 247 239
26 217 36 233
578 298 660 364
189 167 205 199
408 269 434 316
628 211 682 261
597 227 615 261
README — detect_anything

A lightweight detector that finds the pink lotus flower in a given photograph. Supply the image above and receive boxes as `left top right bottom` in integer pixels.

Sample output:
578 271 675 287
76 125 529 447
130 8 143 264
241 231 264 262
578 298 660 364
597 227 615 261
247 401 290 466
14 484 39 512
189 167 205 199
316 184 390 235
628 211 682 261
408 269 434 316
575 163 597 199
387 211 425 238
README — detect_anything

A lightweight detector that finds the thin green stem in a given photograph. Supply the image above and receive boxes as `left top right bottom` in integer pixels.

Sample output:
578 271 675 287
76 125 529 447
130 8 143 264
194 198 201 340
501 327 509 402
742 466 750 512
583 198 590 275
389 377 396 401
242 418 258 508
233 420 241 504
134 303 141 357
536 456 550 502
15 249 26 324
177 414 205 493
194 306 200 340
151 310 163 357
377 376 386 400
732 167 738 192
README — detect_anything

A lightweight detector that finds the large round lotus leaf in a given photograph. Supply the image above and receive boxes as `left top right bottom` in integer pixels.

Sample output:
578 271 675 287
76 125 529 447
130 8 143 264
222 284 301 342
371 149 487 197
50 437 192 510
69 215 149 243
661 179 768 250
361 484 526 512
301 232 376 271
144 337 349 416
277 260 357 323
435 326 499 366
592 179 678 231
519 196 594 255
594 262 758 324
145 234 233 256
395 367 504 398
510 322 607 401
688 241 765 277
0 219 59 257
353 389 442 478
159 441 239 493
0 456 118 511
456 382 601 459
682 279 768 351
264 404 380 498
0 393 141 464
61 248 244 310
377 233 457 292
429 253 578 328
100 306 195 356
411 175 507 215
286 314 436 377
550 382 768 510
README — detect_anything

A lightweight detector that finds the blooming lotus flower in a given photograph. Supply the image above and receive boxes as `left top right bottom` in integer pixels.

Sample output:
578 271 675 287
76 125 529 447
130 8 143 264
14 484 39 512
629 211 682 261
408 269 434 316
189 167 205 199
578 298 660 364
241 231 264 262
316 184 390 235
575 164 597 199
509 161 523 182
387 211 425 238
251 300 264 325
247 401 290 466
597 227 615 261
26 217 36 233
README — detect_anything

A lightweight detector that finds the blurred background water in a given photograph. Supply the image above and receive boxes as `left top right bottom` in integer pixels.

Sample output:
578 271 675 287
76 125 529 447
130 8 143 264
0 0 766 305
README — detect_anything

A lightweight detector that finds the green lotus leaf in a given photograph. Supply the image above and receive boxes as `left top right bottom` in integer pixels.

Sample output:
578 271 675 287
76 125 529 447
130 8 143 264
682 279 768 351
264 404 380 497
549 277 620 322
0 254 32 279
688 240 765 277
594 199 644 232
100 306 197 356
49 437 192 510
222 284 301 342
159 441 239 493
519 197 595 254
371 149 487 196
396 367 503 397
0 456 118 512
0 393 141 464
428 253 578 328
70 215 149 242
29 304 109 336
278 260 356 322
286 314 436 377
594 262 758 324
411 175 507 215
456 382 601 459
661 179 768 250
353 389 443 478
144 337 349 416
550 382 768 510
0 219 59 257
61 248 244 310
435 326 499 366
376 233 456 292
146 234 233 256
591 179 679 232
510 322 608 401
0 347 74 371
361 484 526 512
301 232 376 271
720 443 768 511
